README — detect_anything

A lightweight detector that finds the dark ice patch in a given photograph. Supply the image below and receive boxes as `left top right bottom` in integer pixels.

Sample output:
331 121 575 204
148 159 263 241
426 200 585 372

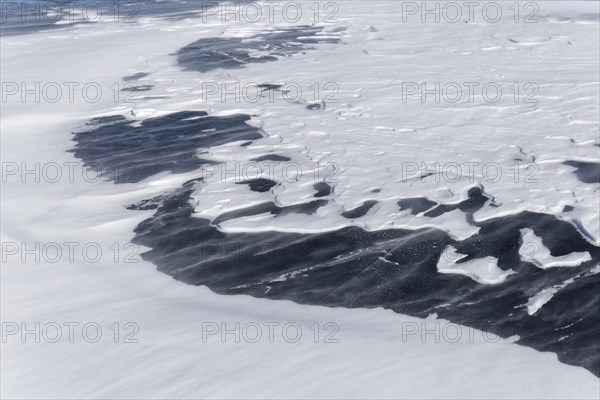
257 83 283 91
128 179 201 211
251 154 291 162
237 178 277 193
70 111 262 183
212 200 328 226
128 183 600 376
123 72 150 81
424 187 494 222
398 197 437 215
313 182 331 198
563 160 600 183
121 85 153 92
176 26 342 73
342 200 378 219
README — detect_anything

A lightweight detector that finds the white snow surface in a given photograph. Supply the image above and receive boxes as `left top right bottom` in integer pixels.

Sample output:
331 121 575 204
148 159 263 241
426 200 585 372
437 246 516 284
519 228 593 268
2 1 599 398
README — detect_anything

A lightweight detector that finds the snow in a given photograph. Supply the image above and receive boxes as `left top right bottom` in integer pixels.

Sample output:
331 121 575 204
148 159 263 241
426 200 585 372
2 259 599 399
437 246 516 284
1 1 599 398
526 286 561 316
519 228 593 268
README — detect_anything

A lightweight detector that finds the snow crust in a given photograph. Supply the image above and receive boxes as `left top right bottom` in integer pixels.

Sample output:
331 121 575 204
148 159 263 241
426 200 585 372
437 246 516 284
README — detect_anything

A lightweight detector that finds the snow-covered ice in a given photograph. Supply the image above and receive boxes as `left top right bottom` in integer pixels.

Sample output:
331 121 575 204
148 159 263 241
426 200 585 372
1 0 599 398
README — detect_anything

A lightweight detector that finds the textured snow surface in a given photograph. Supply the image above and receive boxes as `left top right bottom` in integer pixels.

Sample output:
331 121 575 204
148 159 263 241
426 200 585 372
437 246 516 284
2 0 599 398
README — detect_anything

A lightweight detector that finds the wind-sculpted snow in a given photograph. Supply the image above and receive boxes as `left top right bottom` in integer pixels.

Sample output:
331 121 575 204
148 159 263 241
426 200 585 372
4 0 600 396
71 111 600 376
66 2 599 376
17 0 599 382
130 173 600 376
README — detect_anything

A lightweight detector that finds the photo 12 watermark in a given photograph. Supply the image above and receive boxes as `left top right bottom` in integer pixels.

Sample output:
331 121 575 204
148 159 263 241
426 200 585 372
200 161 340 184
1 81 149 104
400 320 520 343
0 1 140 24
1 241 141 265
1 321 140 343
199 1 340 24
399 1 539 24
1 161 139 184
201 321 340 344
397 161 539 184
401 81 539 104
199 81 340 105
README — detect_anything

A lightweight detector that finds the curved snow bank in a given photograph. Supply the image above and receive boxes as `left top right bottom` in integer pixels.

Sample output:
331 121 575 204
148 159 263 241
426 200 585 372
2 260 599 399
